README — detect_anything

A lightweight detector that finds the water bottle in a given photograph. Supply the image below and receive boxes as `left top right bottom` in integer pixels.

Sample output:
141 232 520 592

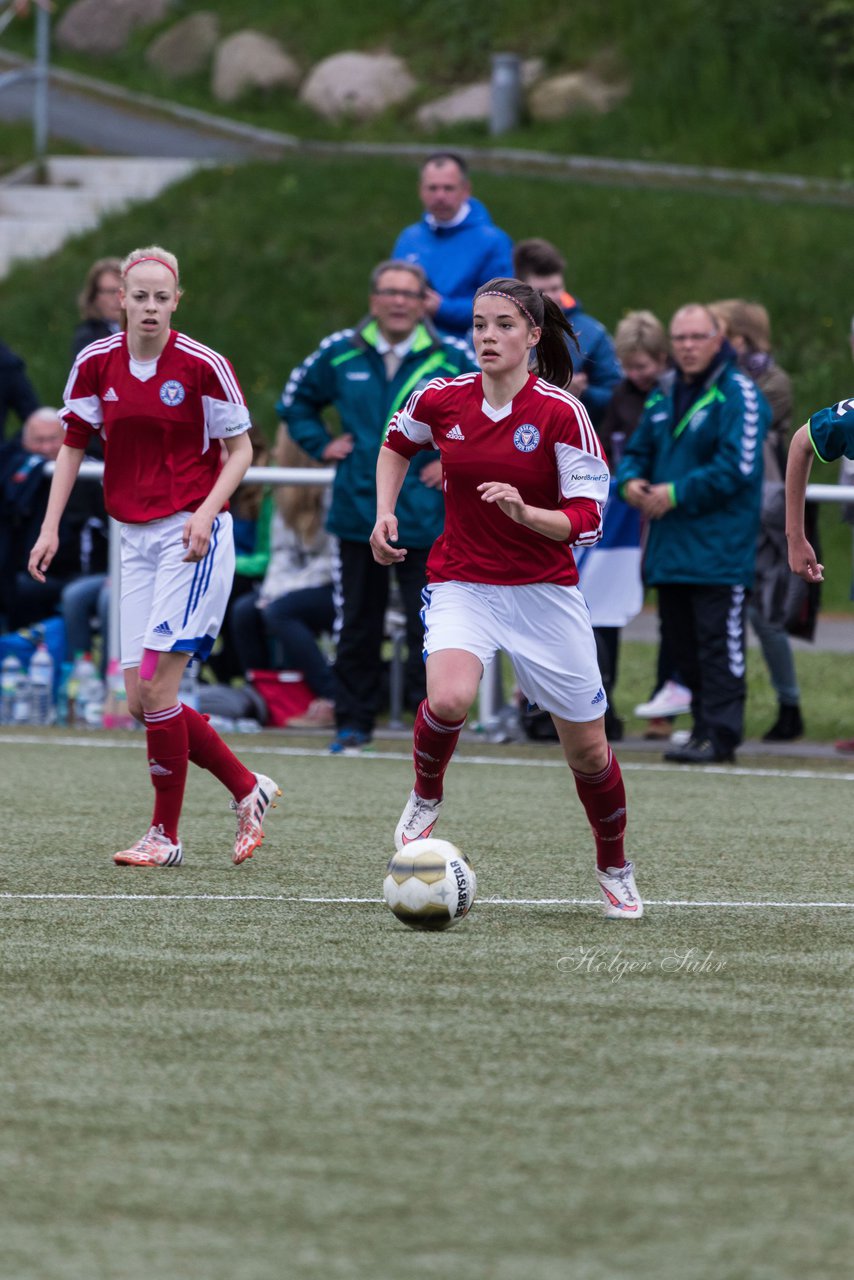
75 653 104 729
29 643 55 726
56 660 74 727
0 654 22 725
179 658 199 712
102 657 134 729
13 668 31 725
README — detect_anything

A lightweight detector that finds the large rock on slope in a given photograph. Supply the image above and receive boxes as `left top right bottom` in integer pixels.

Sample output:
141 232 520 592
211 31 301 104
56 0 174 56
146 13 220 80
299 51 416 122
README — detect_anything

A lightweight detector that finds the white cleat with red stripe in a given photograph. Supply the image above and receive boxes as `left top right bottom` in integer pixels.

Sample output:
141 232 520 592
230 773 282 865
394 789 443 852
597 861 644 920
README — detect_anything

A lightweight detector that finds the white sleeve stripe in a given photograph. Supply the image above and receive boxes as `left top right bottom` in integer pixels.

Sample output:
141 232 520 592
61 395 103 427
174 336 244 404
533 380 602 458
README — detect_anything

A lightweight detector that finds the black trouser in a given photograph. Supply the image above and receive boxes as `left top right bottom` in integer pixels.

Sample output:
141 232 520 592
656 583 747 753
332 539 429 734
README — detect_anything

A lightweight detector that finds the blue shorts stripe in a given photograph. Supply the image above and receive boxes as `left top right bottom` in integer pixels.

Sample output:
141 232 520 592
182 561 202 628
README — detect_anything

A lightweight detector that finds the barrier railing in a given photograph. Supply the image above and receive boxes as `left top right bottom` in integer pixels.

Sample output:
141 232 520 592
44 461 854 733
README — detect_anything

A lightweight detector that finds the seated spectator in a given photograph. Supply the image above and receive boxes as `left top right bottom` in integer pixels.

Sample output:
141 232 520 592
0 407 108 631
229 426 336 728
0 336 39 439
512 237 621 426
70 257 123 361
205 425 272 685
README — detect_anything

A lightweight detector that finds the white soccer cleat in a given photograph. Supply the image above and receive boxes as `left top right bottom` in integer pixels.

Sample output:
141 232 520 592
394 789 443 851
596 860 644 920
633 680 692 719
114 824 183 868
230 772 282 865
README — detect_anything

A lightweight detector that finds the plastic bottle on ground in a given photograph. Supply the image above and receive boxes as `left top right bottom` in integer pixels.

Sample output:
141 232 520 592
102 657 135 729
0 654 23 725
29 643 55 726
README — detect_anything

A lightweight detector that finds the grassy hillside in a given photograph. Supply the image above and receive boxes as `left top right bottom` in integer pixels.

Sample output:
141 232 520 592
1 152 853 605
3 0 853 175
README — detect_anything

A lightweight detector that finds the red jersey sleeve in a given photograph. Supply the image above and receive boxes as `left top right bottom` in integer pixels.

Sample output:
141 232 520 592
60 350 103 449
383 380 441 458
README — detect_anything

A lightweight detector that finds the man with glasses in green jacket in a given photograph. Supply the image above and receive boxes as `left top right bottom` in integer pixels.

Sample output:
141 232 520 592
280 259 476 753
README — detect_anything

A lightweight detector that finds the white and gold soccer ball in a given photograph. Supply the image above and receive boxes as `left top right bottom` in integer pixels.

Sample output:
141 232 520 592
383 838 477 931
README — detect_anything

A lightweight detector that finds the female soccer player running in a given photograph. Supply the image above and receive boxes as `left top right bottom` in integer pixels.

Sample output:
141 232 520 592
28 246 280 868
371 277 642 919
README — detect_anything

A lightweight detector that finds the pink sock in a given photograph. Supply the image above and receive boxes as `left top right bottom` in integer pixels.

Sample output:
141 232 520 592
412 700 466 801
572 748 627 872
182 703 256 801
144 704 188 842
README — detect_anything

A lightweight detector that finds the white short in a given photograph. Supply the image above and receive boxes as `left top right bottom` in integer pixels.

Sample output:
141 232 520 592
119 510 235 669
421 580 606 723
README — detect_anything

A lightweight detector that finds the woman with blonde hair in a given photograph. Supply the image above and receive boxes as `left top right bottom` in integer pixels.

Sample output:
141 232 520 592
30 245 281 867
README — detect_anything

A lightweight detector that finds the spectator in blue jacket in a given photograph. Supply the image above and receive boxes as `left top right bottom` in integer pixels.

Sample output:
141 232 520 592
617 303 769 764
391 153 513 340
512 238 621 427
280 259 477 753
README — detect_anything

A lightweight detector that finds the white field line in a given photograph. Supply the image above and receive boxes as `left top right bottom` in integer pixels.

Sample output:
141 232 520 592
0 734 851 783
1 893 852 909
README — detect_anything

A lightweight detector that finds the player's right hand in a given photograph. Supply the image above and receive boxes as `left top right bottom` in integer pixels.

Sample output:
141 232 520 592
788 536 824 582
28 531 58 583
370 515 406 565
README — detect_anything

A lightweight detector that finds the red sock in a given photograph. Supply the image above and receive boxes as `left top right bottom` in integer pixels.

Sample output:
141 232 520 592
572 748 627 872
144 704 189 842
412 700 466 801
182 703 256 801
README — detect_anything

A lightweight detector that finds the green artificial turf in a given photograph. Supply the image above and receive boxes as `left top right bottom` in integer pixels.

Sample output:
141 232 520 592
1 733 851 1279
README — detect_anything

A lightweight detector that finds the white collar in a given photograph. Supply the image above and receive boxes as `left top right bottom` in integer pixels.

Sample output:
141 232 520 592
426 200 471 231
373 330 418 359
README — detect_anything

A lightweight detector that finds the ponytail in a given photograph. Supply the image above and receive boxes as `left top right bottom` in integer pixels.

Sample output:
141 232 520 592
473 276 578 390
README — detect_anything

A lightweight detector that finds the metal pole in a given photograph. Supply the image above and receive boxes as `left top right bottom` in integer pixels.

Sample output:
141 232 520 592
33 3 50 161
490 53 522 137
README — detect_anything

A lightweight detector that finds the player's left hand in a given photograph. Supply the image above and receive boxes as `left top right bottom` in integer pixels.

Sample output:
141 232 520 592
182 511 214 561
478 481 528 524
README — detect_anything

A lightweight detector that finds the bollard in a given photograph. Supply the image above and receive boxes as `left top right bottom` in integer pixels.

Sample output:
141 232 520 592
490 52 522 136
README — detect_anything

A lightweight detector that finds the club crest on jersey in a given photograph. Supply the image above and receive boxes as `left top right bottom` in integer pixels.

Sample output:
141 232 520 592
159 379 185 407
513 424 540 453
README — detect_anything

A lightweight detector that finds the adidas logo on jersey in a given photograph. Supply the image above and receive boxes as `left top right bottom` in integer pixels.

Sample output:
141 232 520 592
103 387 119 402
153 621 173 636
447 424 465 441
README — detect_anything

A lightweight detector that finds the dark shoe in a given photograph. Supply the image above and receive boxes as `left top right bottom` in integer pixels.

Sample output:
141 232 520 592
328 727 373 755
663 737 735 765
762 704 804 742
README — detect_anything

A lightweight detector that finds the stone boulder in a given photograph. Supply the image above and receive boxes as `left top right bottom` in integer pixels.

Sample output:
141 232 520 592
528 71 629 122
211 31 301 104
146 12 220 80
56 0 174 56
299 52 416 122
415 60 544 128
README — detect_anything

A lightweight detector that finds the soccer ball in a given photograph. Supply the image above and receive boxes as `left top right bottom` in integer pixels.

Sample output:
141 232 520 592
383 838 477 931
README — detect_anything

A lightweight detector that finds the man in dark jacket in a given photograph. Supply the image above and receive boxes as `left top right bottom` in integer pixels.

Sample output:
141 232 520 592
616 304 770 764
512 238 621 427
392 153 513 340
280 260 476 752
0 339 39 440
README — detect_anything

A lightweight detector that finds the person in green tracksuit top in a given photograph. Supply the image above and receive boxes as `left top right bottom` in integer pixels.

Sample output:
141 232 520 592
279 259 477 753
616 303 769 765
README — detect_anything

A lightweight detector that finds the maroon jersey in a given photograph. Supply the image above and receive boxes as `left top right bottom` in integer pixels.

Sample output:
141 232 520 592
384 372 608 586
61 329 251 524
